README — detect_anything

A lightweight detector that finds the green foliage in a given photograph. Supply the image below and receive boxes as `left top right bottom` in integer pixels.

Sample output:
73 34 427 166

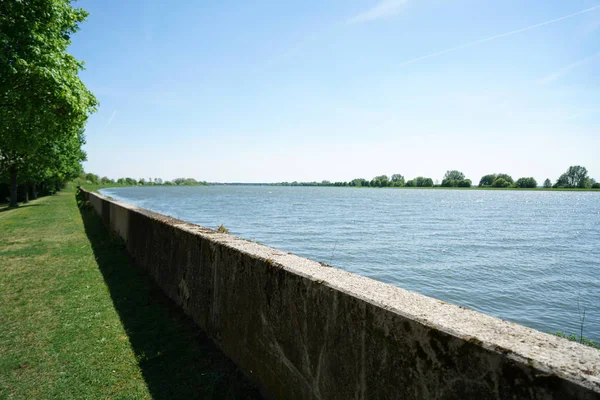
480 173 514 187
492 178 510 188
370 175 390 188
543 178 552 189
418 177 433 187
553 332 600 350
85 173 99 184
406 177 434 187
349 178 369 187
171 177 207 186
554 165 589 188
77 168 598 192
444 170 465 181
391 174 405 187
456 179 472 187
442 179 471 187
442 170 470 187
495 174 514 184
0 0 97 206
75 186 91 210
514 177 537 188
479 174 496 187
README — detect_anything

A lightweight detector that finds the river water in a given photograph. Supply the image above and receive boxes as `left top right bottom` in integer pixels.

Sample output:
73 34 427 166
100 186 600 341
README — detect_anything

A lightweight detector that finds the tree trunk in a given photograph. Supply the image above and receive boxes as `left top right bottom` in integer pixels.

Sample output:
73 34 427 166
9 167 18 207
32 183 37 200
23 184 29 203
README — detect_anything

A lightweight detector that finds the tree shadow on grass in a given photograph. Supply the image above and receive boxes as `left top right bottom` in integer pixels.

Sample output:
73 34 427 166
0 203 41 213
78 206 264 400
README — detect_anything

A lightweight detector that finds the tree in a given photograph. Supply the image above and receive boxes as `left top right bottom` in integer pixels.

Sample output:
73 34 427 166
19 126 87 198
496 174 514 184
543 178 552 188
405 177 434 187
350 178 368 187
0 0 98 206
422 177 434 187
391 174 405 187
442 170 470 187
415 177 433 187
444 170 465 181
370 175 390 188
479 173 513 187
554 166 589 188
514 177 537 188
85 173 99 184
479 174 496 187
492 178 510 188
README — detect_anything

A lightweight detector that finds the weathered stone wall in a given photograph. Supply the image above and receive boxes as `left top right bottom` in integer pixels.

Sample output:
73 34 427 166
81 188 600 400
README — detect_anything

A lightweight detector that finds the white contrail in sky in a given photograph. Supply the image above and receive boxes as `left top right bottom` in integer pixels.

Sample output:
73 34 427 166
538 52 600 85
397 4 600 67
347 0 408 24
106 110 117 127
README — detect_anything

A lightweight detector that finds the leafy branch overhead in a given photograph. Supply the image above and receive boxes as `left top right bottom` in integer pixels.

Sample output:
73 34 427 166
0 0 97 206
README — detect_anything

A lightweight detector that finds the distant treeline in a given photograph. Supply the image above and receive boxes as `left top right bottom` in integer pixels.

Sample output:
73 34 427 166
273 166 600 189
78 173 208 187
77 165 599 191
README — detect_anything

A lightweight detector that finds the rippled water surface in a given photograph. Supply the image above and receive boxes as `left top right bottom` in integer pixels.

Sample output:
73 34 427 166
100 186 600 340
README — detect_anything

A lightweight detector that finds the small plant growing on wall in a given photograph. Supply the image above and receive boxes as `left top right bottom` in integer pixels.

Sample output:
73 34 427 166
217 224 230 234
553 332 600 350
75 187 91 210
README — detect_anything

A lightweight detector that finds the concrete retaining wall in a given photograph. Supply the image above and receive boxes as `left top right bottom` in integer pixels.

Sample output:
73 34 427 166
81 188 600 400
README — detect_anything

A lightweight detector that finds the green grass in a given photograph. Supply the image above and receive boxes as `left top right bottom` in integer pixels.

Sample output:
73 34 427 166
0 186 262 399
77 183 120 192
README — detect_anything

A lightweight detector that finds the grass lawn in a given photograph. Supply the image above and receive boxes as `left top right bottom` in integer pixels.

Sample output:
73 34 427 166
0 186 262 399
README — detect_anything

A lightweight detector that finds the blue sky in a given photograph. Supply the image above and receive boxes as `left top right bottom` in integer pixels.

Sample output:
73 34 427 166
72 0 600 183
